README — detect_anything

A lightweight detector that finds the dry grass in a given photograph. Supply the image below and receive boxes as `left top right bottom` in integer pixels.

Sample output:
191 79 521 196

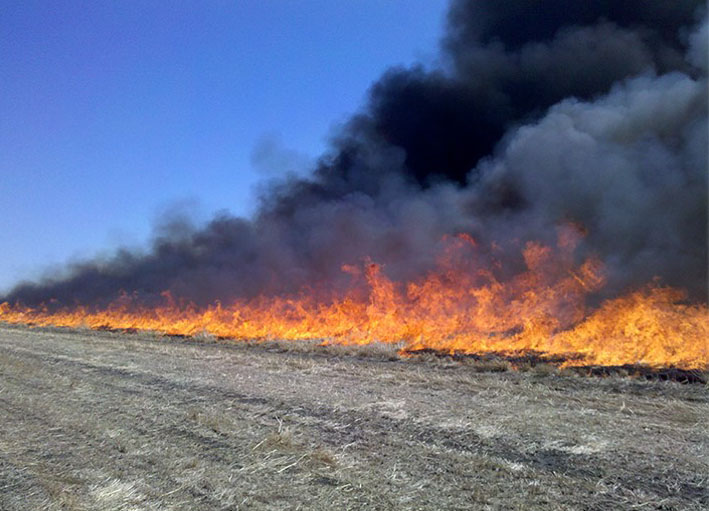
255 338 405 361
0 322 707 510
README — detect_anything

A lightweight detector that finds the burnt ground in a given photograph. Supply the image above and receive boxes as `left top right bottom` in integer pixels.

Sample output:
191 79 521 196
0 323 706 510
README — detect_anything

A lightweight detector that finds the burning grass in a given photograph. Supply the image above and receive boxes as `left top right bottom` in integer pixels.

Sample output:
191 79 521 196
6 320 705 384
1 228 707 373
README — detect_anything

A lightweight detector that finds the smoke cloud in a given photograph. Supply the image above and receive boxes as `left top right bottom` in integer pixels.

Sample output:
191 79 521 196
4 0 707 308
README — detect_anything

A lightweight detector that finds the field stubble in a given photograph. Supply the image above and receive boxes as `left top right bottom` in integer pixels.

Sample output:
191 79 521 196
0 323 706 510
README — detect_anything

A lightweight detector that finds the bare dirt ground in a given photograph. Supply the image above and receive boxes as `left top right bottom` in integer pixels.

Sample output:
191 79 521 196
0 323 706 510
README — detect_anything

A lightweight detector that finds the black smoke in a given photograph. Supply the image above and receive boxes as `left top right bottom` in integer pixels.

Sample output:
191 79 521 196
4 0 707 308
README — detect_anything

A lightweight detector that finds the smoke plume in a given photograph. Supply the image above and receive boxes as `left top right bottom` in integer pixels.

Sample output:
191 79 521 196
5 0 707 308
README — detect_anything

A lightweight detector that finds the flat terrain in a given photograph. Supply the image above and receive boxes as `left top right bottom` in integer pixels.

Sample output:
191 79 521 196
0 324 706 510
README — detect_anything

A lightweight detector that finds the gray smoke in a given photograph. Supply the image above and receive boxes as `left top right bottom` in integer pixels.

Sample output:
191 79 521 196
471 70 707 297
4 1 707 308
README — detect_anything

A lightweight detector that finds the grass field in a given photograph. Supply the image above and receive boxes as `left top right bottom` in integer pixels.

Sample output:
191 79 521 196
0 323 706 510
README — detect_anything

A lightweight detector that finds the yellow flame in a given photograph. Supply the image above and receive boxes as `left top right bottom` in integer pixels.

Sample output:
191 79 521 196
1 226 706 369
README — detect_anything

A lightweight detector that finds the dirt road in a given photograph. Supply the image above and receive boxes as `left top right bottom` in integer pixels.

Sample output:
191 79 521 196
0 324 706 510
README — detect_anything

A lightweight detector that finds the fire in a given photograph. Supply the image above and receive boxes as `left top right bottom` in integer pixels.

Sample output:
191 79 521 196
1 226 707 369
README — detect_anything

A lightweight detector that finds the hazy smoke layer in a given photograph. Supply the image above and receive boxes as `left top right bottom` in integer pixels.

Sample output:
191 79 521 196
5 0 707 308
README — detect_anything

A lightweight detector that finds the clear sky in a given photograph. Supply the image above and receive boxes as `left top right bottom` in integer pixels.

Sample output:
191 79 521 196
0 0 449 293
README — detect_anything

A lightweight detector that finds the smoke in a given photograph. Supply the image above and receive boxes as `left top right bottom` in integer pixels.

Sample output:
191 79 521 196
471 71 707 297
4 0 707 308
250 132 314 177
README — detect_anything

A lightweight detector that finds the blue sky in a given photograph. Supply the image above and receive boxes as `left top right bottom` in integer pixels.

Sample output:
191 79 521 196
0 1 448 292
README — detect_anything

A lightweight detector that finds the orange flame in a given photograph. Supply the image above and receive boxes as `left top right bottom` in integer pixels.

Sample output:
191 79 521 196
1 226 707 369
